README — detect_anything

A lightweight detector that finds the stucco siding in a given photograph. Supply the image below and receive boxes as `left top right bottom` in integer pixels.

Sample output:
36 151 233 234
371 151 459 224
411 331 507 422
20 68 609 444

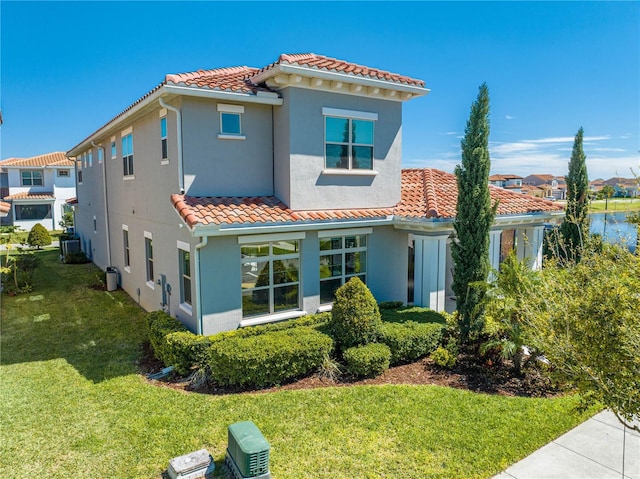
367 226 408 303
181 97 274 197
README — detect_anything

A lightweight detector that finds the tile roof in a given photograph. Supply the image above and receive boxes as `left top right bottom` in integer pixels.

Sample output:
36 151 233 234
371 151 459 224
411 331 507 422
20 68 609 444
0 201 10 216
0 152 73 168
166 66 272 93
170 195 393 229
66 197 78 205
254 53 425 87
3 192 55 201
171 168 562 229
489 174 523 181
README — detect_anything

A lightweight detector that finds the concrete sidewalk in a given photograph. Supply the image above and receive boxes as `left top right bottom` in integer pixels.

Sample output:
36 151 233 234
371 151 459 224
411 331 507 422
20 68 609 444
494 410 639 479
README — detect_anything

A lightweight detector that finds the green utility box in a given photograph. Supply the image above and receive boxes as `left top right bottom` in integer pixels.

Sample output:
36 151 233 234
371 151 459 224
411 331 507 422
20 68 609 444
226 421 270 478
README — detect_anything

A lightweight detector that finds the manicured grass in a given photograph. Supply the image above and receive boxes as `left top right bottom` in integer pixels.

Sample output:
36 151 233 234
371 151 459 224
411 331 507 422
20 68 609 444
0 229 63 245
1 250 597 478
588 198 640 213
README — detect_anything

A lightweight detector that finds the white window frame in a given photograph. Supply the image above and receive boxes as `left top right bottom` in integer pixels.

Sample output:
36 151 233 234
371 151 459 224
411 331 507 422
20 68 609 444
322 107 377 173
144 231 154 288
20 169 44 186
122 225 130 273
319 229 370 305
217 103 246 140
240 236 302 320
177 241 192 314
122 128 134 178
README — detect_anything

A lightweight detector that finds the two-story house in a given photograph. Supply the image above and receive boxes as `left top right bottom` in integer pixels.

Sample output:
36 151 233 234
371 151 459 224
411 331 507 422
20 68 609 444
523 174 567 200
0 152 76 231
68 53 562 335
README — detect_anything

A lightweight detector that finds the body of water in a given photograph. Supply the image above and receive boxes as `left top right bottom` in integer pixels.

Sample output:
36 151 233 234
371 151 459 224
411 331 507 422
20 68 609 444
590 211 637 253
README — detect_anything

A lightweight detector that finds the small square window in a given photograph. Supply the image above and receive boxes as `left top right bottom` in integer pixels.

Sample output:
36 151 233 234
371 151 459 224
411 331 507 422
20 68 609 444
221 112 241 135
58 169 70 177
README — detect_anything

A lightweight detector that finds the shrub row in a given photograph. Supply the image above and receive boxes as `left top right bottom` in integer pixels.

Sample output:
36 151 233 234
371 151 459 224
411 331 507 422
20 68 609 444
207 327 334 388
379 321 444 365
343 343 391 378
146 311 206 375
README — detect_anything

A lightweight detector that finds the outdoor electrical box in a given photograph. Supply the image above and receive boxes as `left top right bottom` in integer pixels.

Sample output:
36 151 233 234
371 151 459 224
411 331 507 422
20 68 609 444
167 449 214 479
225 421 270 479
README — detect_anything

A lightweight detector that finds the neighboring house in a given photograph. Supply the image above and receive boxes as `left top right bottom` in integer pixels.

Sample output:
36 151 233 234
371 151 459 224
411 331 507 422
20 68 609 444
523 174 566 200
489 174 523 193
0 152 76 231
68 53 563 335
601 177 639 197
520 184 545 198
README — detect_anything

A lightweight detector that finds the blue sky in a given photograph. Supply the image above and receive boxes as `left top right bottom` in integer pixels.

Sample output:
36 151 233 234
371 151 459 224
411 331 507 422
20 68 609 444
1 1 638 180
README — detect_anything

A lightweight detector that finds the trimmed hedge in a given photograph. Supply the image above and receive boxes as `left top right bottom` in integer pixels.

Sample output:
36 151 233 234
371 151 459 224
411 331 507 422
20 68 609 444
207 327 334 388
145 311 207 375
379 321 444 365
343 343 391 378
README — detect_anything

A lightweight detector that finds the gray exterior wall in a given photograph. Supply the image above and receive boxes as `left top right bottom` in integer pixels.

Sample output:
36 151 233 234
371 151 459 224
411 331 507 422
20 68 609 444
366 225 409 304
181 97 274 197
274 87 403 210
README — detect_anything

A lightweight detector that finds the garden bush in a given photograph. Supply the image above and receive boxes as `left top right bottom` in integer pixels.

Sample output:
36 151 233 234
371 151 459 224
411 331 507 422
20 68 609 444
207 327 333 388
63 252 90 264
379 321 444 365
431 346 457 368
343 343 391 378
145 311 207 375
27 223 51 249
378 301 404 310
329 277 382 350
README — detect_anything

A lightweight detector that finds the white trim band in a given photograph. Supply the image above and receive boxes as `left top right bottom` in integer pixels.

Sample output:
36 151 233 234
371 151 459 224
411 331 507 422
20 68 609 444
238 231 306 244
322 107 378 121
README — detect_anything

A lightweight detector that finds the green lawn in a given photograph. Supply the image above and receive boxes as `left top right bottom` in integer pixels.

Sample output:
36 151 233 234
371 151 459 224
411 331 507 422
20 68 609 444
588 198 640 212
0 249 597 478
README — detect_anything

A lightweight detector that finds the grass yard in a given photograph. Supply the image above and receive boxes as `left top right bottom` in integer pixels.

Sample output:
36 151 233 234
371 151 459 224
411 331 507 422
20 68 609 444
0 249 597 478
588 198 640 212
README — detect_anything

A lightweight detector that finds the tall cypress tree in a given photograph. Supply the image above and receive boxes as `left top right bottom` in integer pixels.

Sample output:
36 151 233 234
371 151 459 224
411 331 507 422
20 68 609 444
452 83 497 343
558 127 589 262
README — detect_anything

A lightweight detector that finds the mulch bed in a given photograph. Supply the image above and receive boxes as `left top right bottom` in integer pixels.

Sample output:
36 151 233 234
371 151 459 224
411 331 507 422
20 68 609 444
138 343 559 398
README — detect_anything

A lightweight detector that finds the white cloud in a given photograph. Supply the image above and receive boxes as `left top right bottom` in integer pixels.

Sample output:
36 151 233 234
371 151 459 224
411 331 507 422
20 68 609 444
591 147 626 152
505 115 515 120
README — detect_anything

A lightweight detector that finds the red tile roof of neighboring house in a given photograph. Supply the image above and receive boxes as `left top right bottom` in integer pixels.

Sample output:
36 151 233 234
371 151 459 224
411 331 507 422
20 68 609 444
3 192 55 201
0 152 73 168
0 201 10 216
489 174 523 181
254 53 425 87
520 184 544 192
171 168 562 229
66 197 78 205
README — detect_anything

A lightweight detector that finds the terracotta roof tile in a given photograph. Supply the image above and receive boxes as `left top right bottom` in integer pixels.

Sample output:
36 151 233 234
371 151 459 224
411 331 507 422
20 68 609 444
254 53 425 87
4 192 55 201
0 152 73 168
171 168 562 229
166 66 273 94
0 201 10 215
66 197 78 205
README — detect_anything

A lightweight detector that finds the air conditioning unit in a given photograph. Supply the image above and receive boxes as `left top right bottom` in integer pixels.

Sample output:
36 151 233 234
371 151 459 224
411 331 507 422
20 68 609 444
225 421 270 479
62 239 80 256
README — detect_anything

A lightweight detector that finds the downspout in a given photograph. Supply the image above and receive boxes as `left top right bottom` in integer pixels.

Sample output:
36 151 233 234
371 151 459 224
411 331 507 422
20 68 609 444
158 97 185 194
92 141 111 266
194 235 208 335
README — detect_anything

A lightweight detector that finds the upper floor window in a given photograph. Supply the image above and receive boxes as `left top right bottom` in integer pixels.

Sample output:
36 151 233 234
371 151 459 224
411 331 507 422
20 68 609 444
21 170 43 186
111 138 117 159
98 148 104 164
217 103 245 139
77 169 83 184
160 117 168 160
57 169 70 177
88 151 93 168
323 108 376 171
122 132 134 177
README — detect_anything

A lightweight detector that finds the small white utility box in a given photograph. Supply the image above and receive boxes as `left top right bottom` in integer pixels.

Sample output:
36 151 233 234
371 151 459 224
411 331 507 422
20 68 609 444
167 449 214 479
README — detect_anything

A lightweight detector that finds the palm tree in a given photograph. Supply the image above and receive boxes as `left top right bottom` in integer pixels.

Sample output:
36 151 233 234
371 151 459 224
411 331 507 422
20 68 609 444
601 185 615 210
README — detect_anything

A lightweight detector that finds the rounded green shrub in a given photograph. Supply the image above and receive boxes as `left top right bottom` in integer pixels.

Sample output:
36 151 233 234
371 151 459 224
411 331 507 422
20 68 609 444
27 223 51 249
431 346 457 368
330 277 382 350
208 327 334 389
379 321 444 365
343 343 391 378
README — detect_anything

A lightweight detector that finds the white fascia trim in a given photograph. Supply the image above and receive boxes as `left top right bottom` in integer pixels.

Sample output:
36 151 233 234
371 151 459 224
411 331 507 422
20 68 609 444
240 310 307 328
318 227 373 238
11 198 55 205
163 85 283 105
322 107 378 121
254 63 429 97
238 231 306 244
193 217 394 238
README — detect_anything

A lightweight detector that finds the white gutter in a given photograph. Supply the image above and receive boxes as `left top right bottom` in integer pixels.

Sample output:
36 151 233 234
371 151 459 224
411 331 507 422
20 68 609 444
158 98 185 194
163 85 283 105
194 236 208 335
92 141 111 266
